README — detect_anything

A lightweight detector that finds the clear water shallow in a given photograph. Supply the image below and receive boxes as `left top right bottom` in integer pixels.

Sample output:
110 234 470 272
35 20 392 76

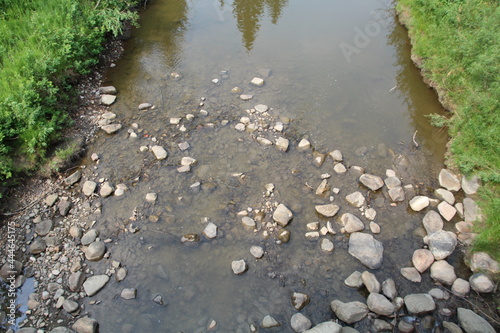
81 0 453 331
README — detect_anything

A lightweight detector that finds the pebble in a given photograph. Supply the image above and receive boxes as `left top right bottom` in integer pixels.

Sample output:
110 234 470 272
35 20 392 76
254 104 269 113
275 137 289 151
290 313 311 332
320 238 334 252
203 222 218 239
262 315 280 328
298 139 311 150
438 169 461 191
231 260 247 274
469 273 495 293
430 260 457 285
151 146 168 160
250 77 265 86
409 196 430 211
345 191 365 207
250 246 264 259
121 288 137 300
359 174 384 191
315 204 339 217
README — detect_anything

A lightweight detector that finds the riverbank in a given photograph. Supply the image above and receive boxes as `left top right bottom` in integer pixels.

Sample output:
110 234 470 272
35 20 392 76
0 0 138 184
396 0 500 261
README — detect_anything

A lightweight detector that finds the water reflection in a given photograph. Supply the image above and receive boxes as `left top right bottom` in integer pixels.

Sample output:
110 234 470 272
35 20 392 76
229 0 289 50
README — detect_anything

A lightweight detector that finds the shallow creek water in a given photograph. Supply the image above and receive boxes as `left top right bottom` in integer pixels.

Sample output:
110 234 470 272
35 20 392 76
81 0 455 331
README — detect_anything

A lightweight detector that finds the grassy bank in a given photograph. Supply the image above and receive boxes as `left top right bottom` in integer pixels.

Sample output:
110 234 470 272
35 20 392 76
0 0 138 181
396 0 499 260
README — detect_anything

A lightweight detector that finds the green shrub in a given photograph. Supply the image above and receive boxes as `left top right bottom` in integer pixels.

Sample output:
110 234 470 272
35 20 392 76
0 0 138 181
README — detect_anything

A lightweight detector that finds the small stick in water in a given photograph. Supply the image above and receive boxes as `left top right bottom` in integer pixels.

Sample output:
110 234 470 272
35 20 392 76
413 130 419 148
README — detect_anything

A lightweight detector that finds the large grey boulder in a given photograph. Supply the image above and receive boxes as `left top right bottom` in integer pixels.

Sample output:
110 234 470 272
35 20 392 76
457 308 495 333
348 232 384 269
428 230 457 260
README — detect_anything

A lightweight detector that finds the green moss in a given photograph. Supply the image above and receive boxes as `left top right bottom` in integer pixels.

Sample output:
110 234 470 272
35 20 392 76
397 0 499 260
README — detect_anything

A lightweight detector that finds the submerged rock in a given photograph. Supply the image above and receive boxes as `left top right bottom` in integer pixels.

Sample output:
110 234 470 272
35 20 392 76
273 204 293 226
290 313 312 332
359 174 384 191
231 259 247 275
315 204 339 217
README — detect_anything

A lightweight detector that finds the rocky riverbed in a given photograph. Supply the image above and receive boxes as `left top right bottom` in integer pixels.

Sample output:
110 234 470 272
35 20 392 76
1 61 499 332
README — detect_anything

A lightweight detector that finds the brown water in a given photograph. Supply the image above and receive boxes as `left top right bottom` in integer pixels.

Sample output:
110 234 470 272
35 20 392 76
83 0 451 331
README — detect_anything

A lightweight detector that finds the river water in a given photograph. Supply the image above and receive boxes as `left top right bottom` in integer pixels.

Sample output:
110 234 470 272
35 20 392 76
83 0 451 331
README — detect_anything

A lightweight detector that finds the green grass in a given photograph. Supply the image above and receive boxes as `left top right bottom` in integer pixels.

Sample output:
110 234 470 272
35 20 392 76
0 0 138 181
396 0 499 260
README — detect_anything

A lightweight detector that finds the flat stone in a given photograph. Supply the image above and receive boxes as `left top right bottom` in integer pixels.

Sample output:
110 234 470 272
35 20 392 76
303 322 342 333
64 171 82 186
29 238 47 254
438 201 456 221
344 271 363 288
320 238 334 252
361 271 380 293
99 86 117 94
151 146 168 160
275 137 289 151
250 246 264 259
315 204 339 217
121 288 137 300
45 194 59 207
290 313 312 332
273 204 293 226
428 230 457 260
367 293 394 316
345 191 365 207
398 321 415 333
461 175 480 195
63 299 79 313
83 275 110 297
82 181 97 196
333 163 347 174
400 267 422 283
85 241 106 261
469 252 499 274
382 278 397 300
404 294 436 315
250 77 265 86
463 198 482 223
329 150 343 162
181 156 197 166
256 137 273 146
145 192 157 203
384 176 401 189
98 182 114 197
348 232 384 269
138 103 152 110
81 229 98 246
457 308 495 333
239 94 253 101
369 222 381 234
389 187 405 202
291 292 310 310
203 222 217 239
262 315 280 328
412 249 434 273
68 271 86 292
178 141 190 151
116 268 127 282
439 169 461 191
359 174 384 191
330 300 368 324
442 322 462 333
435 188 455 205
241 216 256 230
100 94 116 105
428 288 449 300
430 260 457 285
101 123 122 134
469 273 494 293
409 196 429 211
177 165 190 173
365 208 377 220
422 210 443 235
452 278 470 296
35 219 53 237
231 259 247 275
298 139 311 150
341 213 365 233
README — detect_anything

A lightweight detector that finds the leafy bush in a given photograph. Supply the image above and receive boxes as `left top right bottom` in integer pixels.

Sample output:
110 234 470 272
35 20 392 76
0 0 138 180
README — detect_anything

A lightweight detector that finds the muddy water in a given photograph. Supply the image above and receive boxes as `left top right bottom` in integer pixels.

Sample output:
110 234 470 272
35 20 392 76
84 0 451 331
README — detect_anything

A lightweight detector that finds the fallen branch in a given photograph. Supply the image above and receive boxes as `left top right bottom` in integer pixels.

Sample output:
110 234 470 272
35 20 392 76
412 130 419 148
